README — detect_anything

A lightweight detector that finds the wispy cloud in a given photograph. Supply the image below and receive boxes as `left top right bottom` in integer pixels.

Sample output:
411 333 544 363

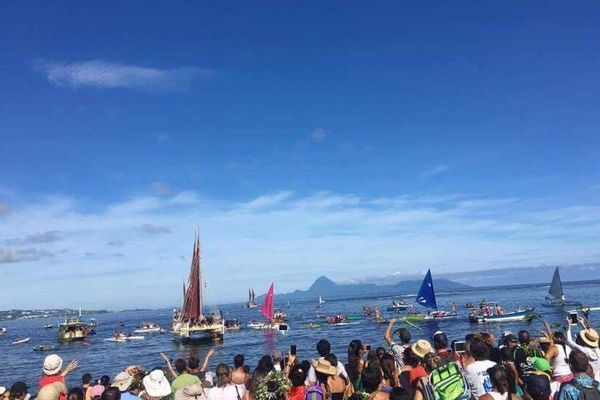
310 128 328 142
139 224 171 234
421 164 448 178
36 60 213 91
0 248 54 264
5 230 63 245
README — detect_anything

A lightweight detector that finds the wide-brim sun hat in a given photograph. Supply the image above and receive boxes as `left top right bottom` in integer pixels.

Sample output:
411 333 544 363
0 387 6 396
175 384 206 400
111 371 133 392
580 329 599 348
143 370 172 398
43 354 63 375
311 358 337 376
411 339 433 359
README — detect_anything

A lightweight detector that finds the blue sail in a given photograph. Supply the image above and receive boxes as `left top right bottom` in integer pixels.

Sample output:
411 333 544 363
416 269 437 309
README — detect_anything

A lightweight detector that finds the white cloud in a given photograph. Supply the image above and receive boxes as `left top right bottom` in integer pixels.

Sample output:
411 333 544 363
150 181 170 195
37 60 213 91
310 128 328 142
1 191 599 308
421 164 448 178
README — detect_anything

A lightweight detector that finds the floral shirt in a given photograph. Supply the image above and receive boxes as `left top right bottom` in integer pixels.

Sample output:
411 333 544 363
558 374 600 400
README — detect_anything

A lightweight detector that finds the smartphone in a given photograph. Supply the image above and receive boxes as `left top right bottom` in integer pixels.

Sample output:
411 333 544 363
453 340 466 354
291 344 297 355
280 324 288 331
570 312 578 324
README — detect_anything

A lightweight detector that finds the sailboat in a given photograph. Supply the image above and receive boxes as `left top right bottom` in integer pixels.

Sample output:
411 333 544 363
246 288 258 308
247 283 289 332
417 269 458 320
544 267 581 307
318 295 325 307
172 233 225 341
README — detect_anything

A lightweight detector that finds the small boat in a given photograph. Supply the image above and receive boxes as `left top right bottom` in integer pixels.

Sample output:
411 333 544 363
246 287 258 309
58 309 90 342
12 337 31 345
34 344 57 352
246 283 288 333
415 269 457 321
0 327 7 335
44 324 54 329
318 295 325 308
89 318 98 327
387 300 410 312
543 267 581 307
133 322 162 333
423 310 459 320
224 319 242 331
105 334 145 342
469 307 534 323
326 314 348 324
247 321 289 332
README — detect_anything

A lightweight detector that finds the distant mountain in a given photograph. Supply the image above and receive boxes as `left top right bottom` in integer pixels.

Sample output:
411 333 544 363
256 275 471 303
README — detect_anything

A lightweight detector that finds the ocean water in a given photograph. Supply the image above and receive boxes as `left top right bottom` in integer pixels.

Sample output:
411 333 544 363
1 281 598 390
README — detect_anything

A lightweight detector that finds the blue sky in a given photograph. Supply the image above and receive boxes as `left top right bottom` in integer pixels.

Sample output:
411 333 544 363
1 1 600 309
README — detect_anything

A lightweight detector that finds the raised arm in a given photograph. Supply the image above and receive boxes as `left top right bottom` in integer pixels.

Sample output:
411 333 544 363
160 352 179 379
565 318 588 354
385 318 397 346
61 359 78 377
201 348 215 372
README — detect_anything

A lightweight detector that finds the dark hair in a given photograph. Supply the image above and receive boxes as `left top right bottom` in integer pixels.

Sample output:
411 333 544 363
290 364 307 388
325 353 338 367
174 358 187 374
402 347 419 368
257 355 274 373
380 353 398 387
518 330 530 345
216 363 231 388
389 387 409 400
433 332 448 350
69 387 84 400
569 349 590 373
82 373 92 385
487 365 509 394
188 356 199 370
234 354 245 368
346 340 363 382
397 328 411 344
361 364 382 393
423 353 441 373
100 387 121 400
468 337 489 361
553 331 566 343
100 376 110 387
376 347 386 361
317 339 331 357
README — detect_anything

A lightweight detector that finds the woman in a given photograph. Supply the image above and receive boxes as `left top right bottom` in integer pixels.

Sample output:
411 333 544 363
312 357 347 400
480 365 521 400
208 364 245 400
346 340 366 391
232 355 250 386
380 354 399 393
411 353 440 400
287 364 307 400
361 364 388 400
544 331 573 383
566 317 600 381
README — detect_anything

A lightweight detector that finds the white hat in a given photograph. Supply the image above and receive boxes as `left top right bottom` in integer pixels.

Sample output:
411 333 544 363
0 386 7 396
143 370 171 398
43 354 63 375
111 371 133 392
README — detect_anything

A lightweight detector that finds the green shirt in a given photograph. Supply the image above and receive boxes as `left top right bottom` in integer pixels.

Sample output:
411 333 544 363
171 373 202 392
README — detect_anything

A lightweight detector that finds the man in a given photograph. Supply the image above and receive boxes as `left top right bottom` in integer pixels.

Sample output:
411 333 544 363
81 374 93 399
272 350 283 372
432 331 453 366
463 337 496 399
513 330 539 380
558 350 600 400
171 359 201 392
385 319 411 368
37 382 67 400
111 372 138 400
307 339 348 384
524 374 552 400
39 355 78 400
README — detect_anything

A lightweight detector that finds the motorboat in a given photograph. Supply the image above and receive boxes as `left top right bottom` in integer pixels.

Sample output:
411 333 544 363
89 318 98 327
44 324 53 329
386 300 410 312
133 322 162 333
34 344 58 352
224 319 242 331
469 306 534 323
423 310 458 320
58 309 90 342
0 327 7 335
105 333 145 342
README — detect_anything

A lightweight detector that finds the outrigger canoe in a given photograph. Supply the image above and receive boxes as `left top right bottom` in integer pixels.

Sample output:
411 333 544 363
469 308 534 323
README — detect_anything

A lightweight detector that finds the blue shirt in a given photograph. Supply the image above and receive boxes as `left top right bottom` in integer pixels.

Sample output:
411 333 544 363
559 375 600 400
120 392 140 400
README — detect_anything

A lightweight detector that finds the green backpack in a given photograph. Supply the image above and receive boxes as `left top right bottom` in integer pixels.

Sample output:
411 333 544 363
421 362 472 400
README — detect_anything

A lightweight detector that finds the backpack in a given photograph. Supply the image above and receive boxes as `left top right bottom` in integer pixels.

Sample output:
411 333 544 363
305 385 325 400
569 380 600 400
420 362 472 400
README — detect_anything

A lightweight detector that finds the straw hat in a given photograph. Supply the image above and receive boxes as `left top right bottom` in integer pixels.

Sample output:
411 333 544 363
37 383 65 400
411 339 433 359
311 358 337 375
538 337 552 344
143 370 172 398
111 371 133 392
43 355 63 375
579 329 599 348
175 384 207 400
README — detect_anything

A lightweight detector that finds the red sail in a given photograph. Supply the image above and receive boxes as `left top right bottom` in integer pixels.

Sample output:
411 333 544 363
181 236 202 321
261 283 275 320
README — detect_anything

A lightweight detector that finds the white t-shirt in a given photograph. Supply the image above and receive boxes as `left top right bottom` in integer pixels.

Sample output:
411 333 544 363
464 360 496 399
307 361 348 383
207 384 245 400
